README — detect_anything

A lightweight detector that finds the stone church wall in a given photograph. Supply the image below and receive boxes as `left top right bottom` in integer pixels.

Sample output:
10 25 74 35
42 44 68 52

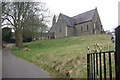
67 27 75 36
75 21 93 36
92 9 103 34
55 16 67 38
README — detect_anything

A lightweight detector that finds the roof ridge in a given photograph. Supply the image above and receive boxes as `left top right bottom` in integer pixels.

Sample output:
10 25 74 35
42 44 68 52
59 8 96 26
61 13 73 19
72 9 96 18
72 8 96 24
60 13 76 27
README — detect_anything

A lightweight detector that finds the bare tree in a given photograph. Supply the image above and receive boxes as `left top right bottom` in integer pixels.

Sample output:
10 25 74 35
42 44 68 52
2 2 50 48
24 13 48 41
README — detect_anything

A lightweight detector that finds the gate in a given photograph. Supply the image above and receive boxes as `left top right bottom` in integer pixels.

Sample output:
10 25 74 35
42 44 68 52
87 26 120 80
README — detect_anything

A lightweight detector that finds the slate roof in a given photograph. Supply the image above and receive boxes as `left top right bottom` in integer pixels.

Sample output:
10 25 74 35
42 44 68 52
61 13 76 27
61 9 96 27
73 9 95 24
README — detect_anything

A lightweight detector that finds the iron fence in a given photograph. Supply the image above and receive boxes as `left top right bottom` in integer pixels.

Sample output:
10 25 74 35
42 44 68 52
87 49 115 80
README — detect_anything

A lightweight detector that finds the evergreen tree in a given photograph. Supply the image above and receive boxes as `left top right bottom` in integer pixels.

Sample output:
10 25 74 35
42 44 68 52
52 15 56 26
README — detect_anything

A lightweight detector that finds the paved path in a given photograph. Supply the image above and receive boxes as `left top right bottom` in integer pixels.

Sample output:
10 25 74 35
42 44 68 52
2 44 50 78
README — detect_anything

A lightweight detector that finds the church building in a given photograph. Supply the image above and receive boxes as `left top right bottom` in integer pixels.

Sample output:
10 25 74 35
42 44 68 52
49 8 104 39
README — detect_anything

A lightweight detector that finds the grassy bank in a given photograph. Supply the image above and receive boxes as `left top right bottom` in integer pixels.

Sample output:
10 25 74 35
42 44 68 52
12 34 114 78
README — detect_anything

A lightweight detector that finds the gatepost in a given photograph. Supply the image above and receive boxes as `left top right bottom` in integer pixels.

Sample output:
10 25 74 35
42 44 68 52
115 26 120 80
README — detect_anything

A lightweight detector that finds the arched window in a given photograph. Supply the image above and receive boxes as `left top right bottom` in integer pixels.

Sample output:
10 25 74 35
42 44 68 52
59 24 62 32
96 21 99 29
87 25 89 31
81 26 83 31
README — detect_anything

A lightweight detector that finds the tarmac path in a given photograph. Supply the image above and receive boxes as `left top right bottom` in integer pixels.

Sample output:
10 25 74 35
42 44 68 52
2 44 50 78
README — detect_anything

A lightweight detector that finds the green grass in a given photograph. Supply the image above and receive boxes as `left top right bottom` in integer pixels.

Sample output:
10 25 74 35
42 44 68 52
12 34 114 78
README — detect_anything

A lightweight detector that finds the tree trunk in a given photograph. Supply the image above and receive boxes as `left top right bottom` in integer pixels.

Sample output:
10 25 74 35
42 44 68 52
15 30 23 48
18 32 23 48
15 31 19 47
32 34 34 42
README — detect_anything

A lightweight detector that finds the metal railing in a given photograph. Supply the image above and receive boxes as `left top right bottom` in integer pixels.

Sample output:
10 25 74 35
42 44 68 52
87 48 115 80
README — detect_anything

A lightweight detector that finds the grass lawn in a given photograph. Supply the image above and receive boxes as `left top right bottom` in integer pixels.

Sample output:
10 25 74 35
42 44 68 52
12 34 114 78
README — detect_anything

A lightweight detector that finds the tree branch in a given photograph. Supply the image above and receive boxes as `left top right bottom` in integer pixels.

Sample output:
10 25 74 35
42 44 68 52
5 17 14 26
3 12 15 21
2 23 13 26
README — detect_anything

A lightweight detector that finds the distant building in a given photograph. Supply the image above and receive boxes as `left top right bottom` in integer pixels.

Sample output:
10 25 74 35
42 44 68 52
49 8 104 39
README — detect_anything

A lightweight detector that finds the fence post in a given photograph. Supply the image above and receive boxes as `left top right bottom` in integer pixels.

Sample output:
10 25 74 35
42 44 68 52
93 53 95 79
115 26 120 80
99 52 102 80
87 47 90 79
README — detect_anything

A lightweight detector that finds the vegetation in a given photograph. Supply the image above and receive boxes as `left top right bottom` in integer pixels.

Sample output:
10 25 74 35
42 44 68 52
2 27 15 43
12 34 114 78
2 2 50 48
52 15 56 26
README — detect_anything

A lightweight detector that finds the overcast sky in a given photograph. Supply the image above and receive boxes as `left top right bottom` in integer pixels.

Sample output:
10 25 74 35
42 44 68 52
42 0 119 32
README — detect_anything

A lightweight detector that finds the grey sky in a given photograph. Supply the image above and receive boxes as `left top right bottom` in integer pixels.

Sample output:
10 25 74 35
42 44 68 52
42 0 119 32
2 0 119 31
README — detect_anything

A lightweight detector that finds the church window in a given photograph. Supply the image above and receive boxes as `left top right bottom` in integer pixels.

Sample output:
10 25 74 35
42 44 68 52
81 26 83 31
87 25 89 31
59 24 62 32
96 21 99 29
